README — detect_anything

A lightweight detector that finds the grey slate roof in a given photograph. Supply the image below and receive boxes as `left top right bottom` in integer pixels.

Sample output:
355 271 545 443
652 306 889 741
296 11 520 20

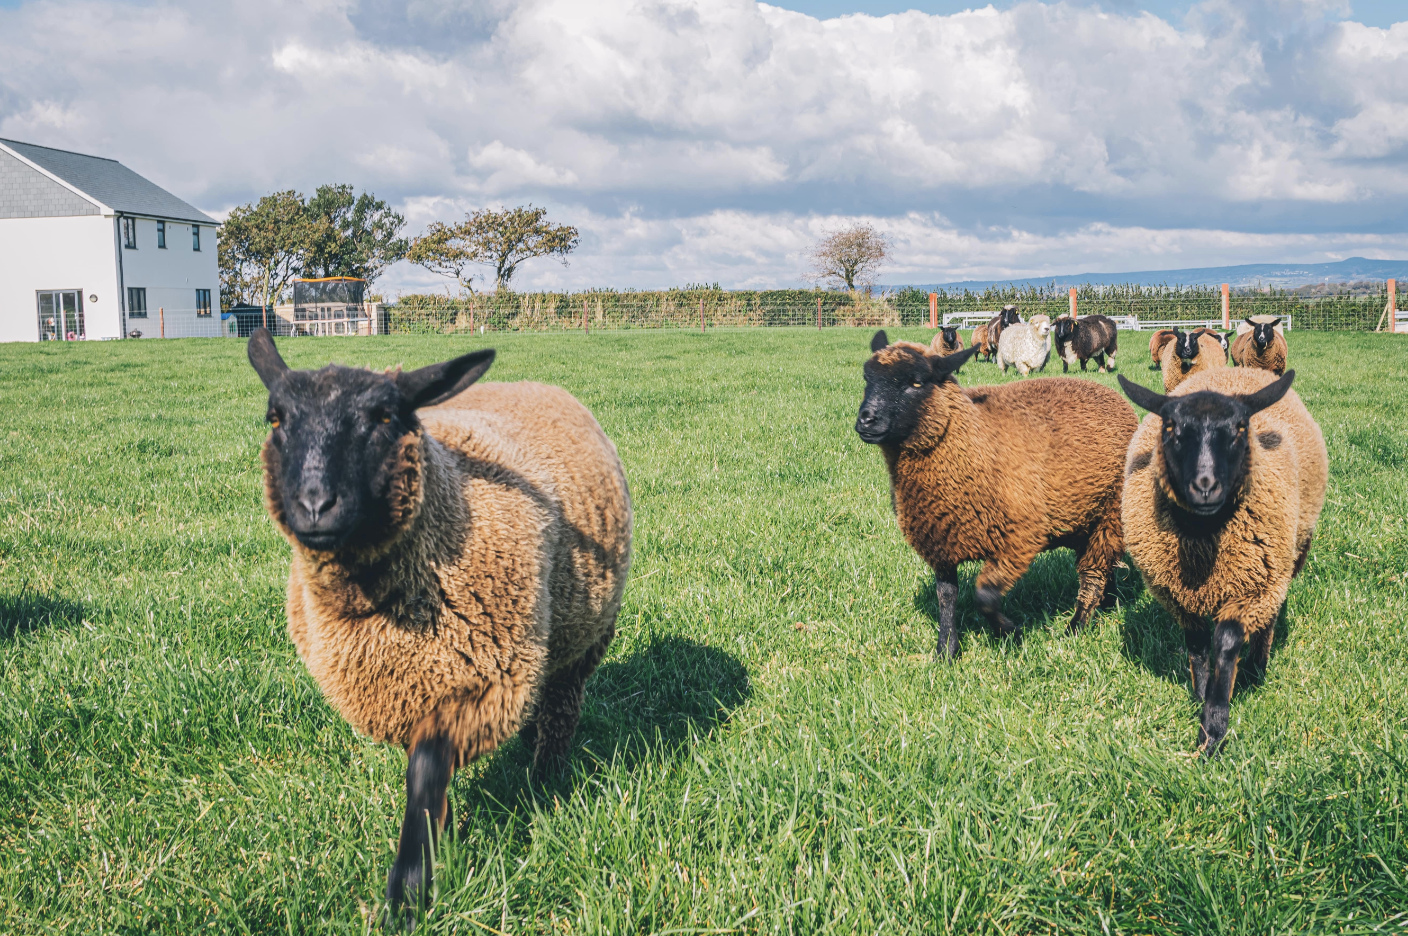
0 139 217 225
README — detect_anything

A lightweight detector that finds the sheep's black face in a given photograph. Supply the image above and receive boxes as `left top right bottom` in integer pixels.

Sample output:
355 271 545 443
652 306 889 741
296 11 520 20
940 326 958 347
1053 317 1076 344
247 328 495 553
999 306 1021 328
262 367 412 551
1173 330 1199 362
857 332 978 446
1118 372 1296 517
1248 319 1278 351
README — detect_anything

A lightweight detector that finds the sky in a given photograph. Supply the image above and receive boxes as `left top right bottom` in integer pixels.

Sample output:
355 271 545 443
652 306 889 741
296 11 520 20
1 0 1406 293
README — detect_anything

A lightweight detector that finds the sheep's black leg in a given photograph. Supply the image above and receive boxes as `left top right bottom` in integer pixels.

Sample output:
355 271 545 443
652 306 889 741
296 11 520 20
1080 358 1089 372
934 569 960 660
532 625 615 780
386 731 455 926
1184 624 1210 703
1062 358 1070 373
1246 624 1273 685
1198 620 1245 756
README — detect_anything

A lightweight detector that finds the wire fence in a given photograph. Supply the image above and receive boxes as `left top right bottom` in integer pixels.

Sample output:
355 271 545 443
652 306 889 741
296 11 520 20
57 283 1407 339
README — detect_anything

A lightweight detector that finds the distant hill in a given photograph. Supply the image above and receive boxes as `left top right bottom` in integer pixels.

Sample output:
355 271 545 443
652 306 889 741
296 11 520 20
897 257 1408 291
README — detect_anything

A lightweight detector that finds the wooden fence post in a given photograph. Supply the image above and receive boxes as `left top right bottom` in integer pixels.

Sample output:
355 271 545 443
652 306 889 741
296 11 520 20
583 298 589 336
929 292 938 329
700 297 705 334
816 296 822 329
159 307 165 339
1222 283 1230 330
1390 279 1398 334
1068 287 1077 319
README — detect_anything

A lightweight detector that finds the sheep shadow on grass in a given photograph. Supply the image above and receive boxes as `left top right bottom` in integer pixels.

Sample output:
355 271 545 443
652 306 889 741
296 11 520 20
0 591 85 640
449 635 749 832
1120 594 1292 697
910 550 1144 651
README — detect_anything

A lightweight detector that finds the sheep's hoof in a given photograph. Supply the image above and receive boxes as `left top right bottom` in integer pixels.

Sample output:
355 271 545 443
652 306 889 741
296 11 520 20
385 860 431 931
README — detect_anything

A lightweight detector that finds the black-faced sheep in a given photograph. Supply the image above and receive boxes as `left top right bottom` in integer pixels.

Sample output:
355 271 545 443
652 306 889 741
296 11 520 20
1230 317 1287 375
1160 328 1226 393
1118 368 1327 755
974 305 1021 362
1052 314 1119 373
930 325 965 356
246 329 632 921
856 331 1138 657
996 319 1052 376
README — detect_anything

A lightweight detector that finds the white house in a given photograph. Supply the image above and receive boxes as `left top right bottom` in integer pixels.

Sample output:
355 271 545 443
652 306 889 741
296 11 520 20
0 138 220 342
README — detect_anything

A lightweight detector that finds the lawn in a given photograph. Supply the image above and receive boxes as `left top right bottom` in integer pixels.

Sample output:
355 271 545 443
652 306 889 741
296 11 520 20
1 328 1406 934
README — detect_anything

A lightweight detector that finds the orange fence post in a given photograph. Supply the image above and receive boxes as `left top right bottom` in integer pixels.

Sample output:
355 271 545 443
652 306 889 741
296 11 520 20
159 307 165 339
1222 284 1230 330
1068 287 1077 318
929 292 938 329
1390 279 1398 334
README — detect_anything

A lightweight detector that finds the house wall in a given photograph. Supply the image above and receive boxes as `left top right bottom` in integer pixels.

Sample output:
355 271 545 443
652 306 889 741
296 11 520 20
0 215 121 342
117 216 221 339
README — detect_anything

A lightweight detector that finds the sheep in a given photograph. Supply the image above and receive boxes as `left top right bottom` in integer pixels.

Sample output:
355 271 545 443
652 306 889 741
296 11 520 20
973 305 1021 362
1191 327 1230 359
996 319 1052 376
856 330 1138 657
245 328 632 920
1230 317 1288 375
1118 368 1327 755
1160 328 1226 393
1150 329 1177 367
970 323 992 360
1052 314 1119 373
930 324 965 356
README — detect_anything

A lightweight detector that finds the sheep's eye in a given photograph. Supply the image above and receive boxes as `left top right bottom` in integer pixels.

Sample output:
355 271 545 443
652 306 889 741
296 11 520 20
267 412 281 428
912 381 923 388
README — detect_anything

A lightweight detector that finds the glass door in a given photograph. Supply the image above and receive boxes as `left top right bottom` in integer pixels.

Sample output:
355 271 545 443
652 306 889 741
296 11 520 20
36 290 85 341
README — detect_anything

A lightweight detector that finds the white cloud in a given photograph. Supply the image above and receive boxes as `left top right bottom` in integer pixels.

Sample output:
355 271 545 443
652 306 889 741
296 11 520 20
0 0 1405 288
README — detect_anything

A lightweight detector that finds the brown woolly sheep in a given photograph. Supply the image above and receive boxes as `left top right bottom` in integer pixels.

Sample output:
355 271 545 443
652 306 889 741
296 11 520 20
930 324 965 357
856 331 1138 657
246 329 632 921
971 323 992 360
1230 317 1288 374
1160 329 1226 393
1190 327 1230 358
1150 329 1177 367
1119 368 1326 755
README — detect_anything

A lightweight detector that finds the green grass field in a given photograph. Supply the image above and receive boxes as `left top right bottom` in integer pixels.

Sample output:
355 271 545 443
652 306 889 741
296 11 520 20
1 328 1406 934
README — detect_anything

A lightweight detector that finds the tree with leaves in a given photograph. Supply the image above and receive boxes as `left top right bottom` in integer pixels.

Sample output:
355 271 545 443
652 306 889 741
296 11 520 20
805 223 889 291
303 184 408 282
407 204 578 292
219 190 318 328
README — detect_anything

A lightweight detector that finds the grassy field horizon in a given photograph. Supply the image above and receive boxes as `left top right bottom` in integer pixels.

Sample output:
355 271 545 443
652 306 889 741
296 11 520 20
1 328 1406 933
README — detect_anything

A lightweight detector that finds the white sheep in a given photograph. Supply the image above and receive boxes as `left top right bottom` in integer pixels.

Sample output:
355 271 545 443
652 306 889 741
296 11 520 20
996 320 1051 376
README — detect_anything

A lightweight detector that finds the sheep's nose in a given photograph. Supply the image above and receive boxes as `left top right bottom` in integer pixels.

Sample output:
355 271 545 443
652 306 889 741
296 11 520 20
1192 473 1219 497
857 408 878 427
299 489 337 522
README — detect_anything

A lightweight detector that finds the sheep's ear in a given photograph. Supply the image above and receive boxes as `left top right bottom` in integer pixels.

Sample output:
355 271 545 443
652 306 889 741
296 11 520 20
397 348 496 410
248 327 288 389
1243 318 1255 328
1118 375 1170 414
1239 370 1294 416
870 330 890 353
1270 317 1282 328
931 344 979 377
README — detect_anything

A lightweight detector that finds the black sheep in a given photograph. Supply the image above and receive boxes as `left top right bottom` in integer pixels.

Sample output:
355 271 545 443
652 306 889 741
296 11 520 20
1052 314 1119 372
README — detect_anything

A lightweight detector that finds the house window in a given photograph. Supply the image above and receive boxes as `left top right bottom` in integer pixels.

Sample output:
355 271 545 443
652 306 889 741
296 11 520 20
127 287 147 318
195 289 212 317
121 217 137 249
157 221 166 248
192 225 201 251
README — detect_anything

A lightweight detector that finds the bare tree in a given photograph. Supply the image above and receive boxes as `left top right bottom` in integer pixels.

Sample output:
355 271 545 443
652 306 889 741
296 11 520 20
805 223 889 291
407 204 579 293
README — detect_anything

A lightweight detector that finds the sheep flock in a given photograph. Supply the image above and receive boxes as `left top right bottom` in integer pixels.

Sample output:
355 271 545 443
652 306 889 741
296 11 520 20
235 301 1326 921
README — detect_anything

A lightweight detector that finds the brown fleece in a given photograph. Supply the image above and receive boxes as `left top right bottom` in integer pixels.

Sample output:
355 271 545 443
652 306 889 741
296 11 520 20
875 344 1139 629
1150 329 1176 366
1122 366 1327 676
971 324 993 360
930 330 965 356
1230 330 1288 375
1161 333 1227 393
270 381 632 772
